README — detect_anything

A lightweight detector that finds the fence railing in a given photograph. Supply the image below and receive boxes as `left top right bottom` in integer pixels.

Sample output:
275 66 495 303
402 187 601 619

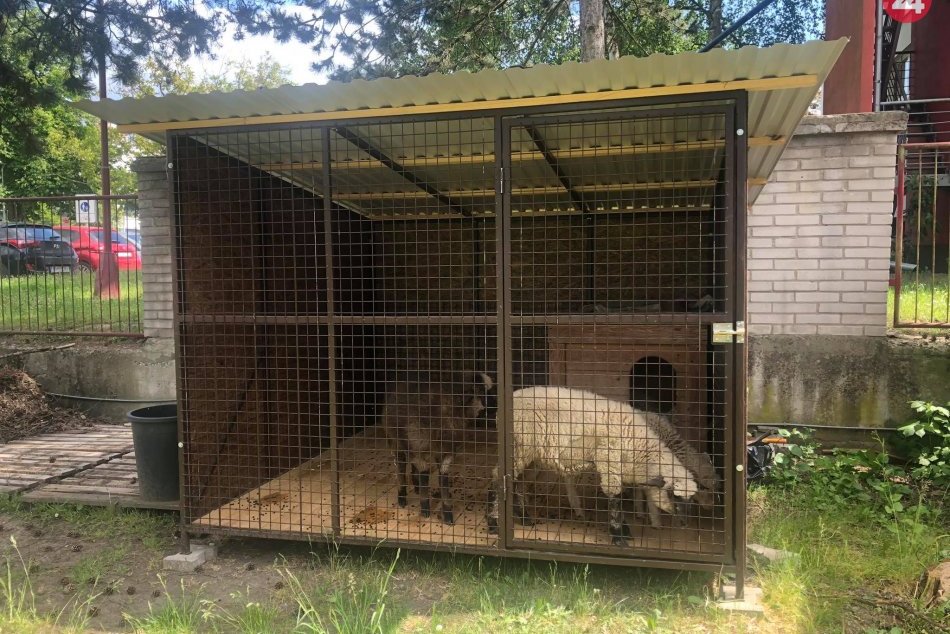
882 97 950 145
0 194 144 337
892 143 950 328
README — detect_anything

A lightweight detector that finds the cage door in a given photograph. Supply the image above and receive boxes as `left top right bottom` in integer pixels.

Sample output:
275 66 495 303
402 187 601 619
498 102 744 567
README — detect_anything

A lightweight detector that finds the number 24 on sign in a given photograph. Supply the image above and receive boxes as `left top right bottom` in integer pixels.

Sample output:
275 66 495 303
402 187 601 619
886 0 932 23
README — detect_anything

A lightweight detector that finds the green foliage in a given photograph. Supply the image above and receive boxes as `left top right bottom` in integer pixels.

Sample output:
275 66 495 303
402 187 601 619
769 416 948 545
0 13 100 198
720 0 824 47
285 549 401 634
110 56 293 164
1 1 221 106
896 401 950 487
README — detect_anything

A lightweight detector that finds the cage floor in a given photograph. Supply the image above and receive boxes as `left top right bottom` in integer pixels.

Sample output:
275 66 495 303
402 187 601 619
194 427 724 555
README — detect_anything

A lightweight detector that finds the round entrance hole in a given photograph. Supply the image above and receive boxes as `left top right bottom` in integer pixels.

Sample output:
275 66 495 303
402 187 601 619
630 356 677 414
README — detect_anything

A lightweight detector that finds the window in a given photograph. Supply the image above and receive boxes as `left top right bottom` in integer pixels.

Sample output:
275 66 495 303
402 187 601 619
91 230 130 245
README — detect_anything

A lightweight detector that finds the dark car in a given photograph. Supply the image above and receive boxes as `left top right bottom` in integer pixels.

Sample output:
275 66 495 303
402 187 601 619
0 224 79 276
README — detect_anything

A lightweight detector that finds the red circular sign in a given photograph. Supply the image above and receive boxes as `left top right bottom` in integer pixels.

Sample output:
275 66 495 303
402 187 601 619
885 0 932 23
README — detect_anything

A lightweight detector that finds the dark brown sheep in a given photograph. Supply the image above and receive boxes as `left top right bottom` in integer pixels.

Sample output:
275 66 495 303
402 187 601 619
381 371 494 524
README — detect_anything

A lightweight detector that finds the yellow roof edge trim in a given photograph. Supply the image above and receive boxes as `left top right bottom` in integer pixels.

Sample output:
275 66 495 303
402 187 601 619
117 74 818 135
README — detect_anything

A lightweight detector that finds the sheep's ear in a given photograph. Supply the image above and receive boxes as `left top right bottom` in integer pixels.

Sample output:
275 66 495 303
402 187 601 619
645 476 665 487
476 372 494 391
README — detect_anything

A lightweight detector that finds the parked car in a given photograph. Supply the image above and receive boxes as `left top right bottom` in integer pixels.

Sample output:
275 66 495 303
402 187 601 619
0 224 79 276
123 229 141 250
53 225 142 272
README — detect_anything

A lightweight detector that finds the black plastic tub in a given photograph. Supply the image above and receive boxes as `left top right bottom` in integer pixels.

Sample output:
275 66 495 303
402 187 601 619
126 403 179 502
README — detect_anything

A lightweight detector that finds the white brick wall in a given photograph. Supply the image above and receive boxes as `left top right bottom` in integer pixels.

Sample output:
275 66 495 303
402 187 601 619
132 158 174 339
747 112 906 337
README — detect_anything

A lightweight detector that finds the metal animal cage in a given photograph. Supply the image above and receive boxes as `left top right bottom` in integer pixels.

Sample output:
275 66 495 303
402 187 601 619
170 95 748 581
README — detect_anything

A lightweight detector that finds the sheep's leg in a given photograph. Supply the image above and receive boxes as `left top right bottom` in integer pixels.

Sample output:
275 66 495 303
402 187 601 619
512 476 534 527
563 474 586 522
607 496 627 547
395 449 409 508
486 464 534 535
418 467 432 518
643 486 666 529
439 455 454 525
411 464 422 494
597 470 627 547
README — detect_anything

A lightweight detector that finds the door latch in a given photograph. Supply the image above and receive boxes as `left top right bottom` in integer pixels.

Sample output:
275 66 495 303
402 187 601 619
712 321 746 344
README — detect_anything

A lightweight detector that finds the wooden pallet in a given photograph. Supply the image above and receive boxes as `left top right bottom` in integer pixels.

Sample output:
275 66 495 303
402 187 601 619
23 452 178 511
195 427 725 555
0 425 134 493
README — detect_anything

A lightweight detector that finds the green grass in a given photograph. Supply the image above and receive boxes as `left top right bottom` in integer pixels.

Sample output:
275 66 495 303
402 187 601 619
2 489 946 633
748 486 948 633
888 273 950 329
0 269 142 334
0 497 175 549
1 535 93 634
70 547 130 588
123 578 211 634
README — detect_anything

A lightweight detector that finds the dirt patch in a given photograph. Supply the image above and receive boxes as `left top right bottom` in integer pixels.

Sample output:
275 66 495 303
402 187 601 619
0 509 298 631
0 367 97 443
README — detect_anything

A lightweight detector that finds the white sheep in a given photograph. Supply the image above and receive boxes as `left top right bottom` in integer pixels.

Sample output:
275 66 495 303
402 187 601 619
562 411 721 529
485 386 699 546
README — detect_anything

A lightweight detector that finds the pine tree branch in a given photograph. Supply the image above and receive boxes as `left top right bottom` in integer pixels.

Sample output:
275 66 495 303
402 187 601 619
520 0 567 67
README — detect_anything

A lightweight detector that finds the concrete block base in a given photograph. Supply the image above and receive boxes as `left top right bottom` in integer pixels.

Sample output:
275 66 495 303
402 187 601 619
748 543 799 567
718 584 765 615
163 542 217 572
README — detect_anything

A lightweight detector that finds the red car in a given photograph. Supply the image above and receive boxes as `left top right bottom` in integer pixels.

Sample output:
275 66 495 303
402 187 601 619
53 225 142 272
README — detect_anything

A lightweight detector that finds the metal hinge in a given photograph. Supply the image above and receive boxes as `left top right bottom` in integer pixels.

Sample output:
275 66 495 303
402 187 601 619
712 321 746 344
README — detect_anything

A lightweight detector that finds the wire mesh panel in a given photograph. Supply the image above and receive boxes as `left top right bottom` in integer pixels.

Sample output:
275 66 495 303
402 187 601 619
169 99 744 571
174 130 332 534
329 118 500 548
499 105 735 562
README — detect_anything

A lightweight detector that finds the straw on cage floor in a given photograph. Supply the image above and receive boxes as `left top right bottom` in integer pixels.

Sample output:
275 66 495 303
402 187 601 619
194 427 724 554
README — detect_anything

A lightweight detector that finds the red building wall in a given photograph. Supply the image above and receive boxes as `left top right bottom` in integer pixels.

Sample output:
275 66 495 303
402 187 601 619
823 0 876 114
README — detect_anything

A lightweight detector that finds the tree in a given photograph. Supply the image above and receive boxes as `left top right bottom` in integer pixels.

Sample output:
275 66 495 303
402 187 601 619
579 0 605 62
305 0 705 81
107 55 293 193
262 0 823 80
1 1 222 105
675 0 823 49
0 13 100 200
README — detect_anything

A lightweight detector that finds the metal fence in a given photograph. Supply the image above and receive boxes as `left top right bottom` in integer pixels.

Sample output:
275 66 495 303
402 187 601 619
892 142 950 328
0 194 144 337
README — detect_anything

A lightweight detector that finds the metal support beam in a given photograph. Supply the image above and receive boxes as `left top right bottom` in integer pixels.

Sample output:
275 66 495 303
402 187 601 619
524 125 591 212
333 126 470 216
523 124 596 304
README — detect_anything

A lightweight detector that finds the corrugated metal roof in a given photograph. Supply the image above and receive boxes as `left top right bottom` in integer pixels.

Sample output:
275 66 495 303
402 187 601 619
74 39 846 206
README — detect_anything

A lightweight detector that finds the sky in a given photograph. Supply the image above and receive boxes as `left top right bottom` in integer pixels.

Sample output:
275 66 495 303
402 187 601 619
186 19 328 87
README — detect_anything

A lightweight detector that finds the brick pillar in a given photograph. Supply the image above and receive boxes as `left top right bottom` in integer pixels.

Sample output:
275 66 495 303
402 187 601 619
748 111 907 337
132 157 174 339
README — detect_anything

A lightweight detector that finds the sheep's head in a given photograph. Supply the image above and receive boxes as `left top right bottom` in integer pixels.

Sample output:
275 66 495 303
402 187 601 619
463 372 495 419
646 474 698 508
692 488 717 509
